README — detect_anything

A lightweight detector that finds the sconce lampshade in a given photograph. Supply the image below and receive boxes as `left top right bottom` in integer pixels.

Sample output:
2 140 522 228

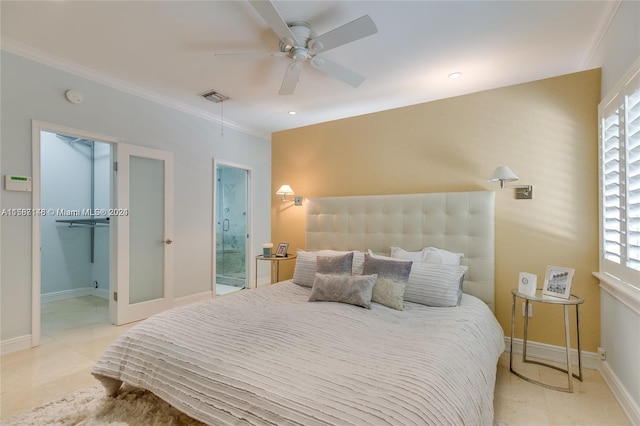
487 166 519 183
276 185 295 196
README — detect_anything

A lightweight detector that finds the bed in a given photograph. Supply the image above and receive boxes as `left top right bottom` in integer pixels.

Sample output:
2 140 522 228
92 191 505 425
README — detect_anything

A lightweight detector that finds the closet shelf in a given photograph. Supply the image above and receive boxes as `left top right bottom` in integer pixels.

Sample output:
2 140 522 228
55 217 110 228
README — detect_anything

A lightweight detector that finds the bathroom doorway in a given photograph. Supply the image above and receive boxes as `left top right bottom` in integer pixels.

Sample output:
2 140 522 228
39 131 112 333
215 164 250 296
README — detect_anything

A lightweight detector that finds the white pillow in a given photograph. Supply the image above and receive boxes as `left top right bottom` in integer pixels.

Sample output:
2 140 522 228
390 247 427 262
423 247 464 265
292 249 365 287
292 250 318 287
404 263 468 307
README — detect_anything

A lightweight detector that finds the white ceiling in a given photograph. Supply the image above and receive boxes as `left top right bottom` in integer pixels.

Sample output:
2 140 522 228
1 1 614 139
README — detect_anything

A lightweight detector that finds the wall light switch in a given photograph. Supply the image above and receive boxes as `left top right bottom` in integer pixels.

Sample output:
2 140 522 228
521 302 533 317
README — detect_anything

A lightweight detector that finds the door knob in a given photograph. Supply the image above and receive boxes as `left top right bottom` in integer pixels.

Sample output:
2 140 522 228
164 239 173 245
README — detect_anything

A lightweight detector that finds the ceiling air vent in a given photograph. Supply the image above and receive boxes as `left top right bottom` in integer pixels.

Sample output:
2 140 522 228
200 90 229 103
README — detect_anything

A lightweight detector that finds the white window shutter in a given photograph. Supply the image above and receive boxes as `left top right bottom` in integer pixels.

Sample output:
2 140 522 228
601 97 623 264
626 84 640 270
599 59 640 286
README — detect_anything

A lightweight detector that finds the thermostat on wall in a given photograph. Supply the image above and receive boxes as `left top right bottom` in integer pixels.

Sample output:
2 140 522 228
4 175 32 192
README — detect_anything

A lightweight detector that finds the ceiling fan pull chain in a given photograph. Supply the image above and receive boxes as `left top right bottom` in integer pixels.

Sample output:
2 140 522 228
220 100 224 137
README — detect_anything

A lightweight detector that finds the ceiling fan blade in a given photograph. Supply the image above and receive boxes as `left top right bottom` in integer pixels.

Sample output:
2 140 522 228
214 51 287 58
309 56 366 88
308 15 377 54
249 0 300 46
279 62 302 95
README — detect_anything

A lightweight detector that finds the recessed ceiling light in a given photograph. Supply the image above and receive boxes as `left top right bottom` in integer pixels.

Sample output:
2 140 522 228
288 111 297 115
448 72 462 79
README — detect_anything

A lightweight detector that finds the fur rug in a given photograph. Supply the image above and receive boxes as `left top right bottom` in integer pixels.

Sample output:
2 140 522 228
2 383 510 426
1 384 205 425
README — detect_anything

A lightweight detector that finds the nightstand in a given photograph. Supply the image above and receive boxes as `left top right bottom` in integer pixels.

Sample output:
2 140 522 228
255 254 297 287
509 288 584 392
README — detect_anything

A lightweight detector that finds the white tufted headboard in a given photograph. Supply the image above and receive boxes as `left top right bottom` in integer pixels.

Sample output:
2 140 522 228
305 191 496 310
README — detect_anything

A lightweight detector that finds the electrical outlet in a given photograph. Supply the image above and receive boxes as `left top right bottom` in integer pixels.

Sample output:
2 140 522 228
597 347 606 361
521 302 533 317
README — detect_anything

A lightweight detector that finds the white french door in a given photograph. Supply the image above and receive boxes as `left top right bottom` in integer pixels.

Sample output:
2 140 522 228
113 143 174 325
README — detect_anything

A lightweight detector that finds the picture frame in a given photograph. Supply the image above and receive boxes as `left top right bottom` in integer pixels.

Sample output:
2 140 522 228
542 265 575 299
275 242 289 257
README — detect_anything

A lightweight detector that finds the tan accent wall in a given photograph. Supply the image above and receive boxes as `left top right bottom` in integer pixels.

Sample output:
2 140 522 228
272 69 601 352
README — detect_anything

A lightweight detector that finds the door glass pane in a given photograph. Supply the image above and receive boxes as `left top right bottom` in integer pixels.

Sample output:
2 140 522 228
129 156 164 303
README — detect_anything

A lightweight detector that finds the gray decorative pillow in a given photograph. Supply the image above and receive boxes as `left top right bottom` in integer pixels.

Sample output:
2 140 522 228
371 277 406 311
317 252 354 275
363 254 412 310
404 263 468 307
308 273 378 309
293 250 365 287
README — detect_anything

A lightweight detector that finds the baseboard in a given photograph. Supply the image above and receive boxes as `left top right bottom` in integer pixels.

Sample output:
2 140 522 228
1 334 32 355
41 286 110 303
91 287 109 299
505 336 600 370
42 288 214 307
256 277 271 288
599 360 640 425
505 336 638 424
41 287 93 304
173 291 213 307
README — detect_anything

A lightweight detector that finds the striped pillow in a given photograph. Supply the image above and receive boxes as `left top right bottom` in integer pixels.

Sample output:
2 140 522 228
405 263 468 307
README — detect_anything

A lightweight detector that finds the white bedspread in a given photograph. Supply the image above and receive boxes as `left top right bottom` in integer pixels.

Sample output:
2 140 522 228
92 281 505 425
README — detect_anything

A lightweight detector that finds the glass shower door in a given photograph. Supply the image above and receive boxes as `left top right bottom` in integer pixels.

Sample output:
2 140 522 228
216 165 248 291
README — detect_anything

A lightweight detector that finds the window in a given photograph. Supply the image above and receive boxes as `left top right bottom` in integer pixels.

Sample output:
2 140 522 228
599 58 640 288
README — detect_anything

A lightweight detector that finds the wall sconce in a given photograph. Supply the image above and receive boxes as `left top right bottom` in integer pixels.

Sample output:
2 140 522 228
276 184 303 206
487 166 533 199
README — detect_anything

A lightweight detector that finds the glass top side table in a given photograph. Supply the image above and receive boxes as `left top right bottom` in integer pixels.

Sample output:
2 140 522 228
255 254 297 287
509 288 585 392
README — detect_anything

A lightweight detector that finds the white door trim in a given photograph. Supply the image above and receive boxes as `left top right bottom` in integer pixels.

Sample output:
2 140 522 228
31 120 121 347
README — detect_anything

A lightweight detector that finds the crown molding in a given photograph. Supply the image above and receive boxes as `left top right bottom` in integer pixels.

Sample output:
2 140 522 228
1 38 270 141
581 0 622 69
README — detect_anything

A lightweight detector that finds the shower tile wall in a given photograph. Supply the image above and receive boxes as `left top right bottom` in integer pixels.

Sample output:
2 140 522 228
216 166 247 287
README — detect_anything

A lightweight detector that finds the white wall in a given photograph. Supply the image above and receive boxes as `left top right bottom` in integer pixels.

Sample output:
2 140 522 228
40 131 93 294
0 51 271 342
587 0 640 421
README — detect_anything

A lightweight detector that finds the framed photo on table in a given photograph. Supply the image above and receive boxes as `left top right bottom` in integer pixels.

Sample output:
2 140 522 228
275 242 289 257
542 265 574 299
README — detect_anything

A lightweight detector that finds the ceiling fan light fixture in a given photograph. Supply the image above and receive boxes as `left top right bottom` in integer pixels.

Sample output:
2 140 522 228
309 40 324 51
246 1 378 95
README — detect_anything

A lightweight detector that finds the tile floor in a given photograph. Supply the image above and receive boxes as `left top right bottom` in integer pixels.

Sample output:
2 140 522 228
216 283 244 296
494 354 630 425
0 296 632 424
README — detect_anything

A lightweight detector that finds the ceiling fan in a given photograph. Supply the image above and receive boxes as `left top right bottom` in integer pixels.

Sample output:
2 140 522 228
216 1 378 95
